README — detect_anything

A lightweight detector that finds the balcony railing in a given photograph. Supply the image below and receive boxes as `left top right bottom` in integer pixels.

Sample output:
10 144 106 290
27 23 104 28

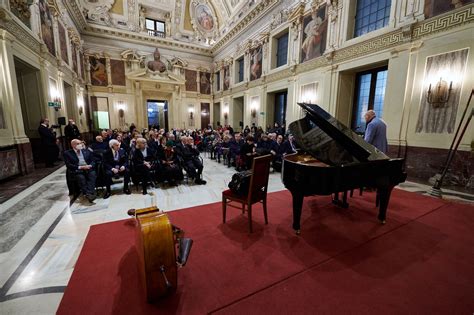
147 30 165 38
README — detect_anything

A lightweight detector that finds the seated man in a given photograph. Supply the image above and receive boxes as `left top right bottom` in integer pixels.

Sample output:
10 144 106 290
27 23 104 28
103 139 131 198
64 139 97 202
180 137 206 185
132 138 157 195
90 135 108 154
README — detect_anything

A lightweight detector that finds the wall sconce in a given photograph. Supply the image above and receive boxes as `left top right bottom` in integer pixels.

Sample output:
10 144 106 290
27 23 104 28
117 100 126 111
50 87 61 111
300 83 318 104
223 105 229 120
250 102 258 118
426 77 453 108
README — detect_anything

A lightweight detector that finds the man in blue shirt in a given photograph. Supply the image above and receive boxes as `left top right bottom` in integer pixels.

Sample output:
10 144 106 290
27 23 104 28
364 110 388 153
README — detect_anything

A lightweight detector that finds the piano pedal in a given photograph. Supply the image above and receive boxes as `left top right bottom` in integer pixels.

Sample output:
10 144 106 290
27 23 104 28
295 229 301 235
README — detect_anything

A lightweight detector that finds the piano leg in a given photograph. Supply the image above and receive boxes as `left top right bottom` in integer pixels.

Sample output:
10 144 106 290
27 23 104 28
291 190 304 235
342 191 349 208
332 192 339 205
377 186 394 224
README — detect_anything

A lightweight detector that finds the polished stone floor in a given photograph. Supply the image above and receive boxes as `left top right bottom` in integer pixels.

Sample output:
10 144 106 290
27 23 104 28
0 157 472 314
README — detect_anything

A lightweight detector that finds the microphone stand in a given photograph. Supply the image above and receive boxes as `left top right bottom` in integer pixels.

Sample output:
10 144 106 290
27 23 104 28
429 89 473 197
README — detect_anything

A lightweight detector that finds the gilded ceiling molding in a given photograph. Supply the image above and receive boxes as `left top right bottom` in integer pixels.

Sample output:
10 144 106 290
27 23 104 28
211 0 279 54
63 0 87 30
46 0 61 17
82 26 212 56
67 27 81 46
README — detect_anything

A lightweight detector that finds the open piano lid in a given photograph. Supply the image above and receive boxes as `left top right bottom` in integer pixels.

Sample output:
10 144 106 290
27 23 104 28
289 103 388 166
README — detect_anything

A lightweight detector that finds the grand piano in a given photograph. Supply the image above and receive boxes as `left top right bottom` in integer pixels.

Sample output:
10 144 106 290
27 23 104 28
282 103 407 234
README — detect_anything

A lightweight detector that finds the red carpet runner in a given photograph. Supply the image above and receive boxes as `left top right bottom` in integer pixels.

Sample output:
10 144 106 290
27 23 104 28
57 189 474 314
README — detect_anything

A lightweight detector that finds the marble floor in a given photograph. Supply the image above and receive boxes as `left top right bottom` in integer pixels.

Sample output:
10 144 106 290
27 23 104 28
0 157 472 314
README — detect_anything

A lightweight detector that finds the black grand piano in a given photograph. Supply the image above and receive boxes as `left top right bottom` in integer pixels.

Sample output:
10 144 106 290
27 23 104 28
282 103 407 234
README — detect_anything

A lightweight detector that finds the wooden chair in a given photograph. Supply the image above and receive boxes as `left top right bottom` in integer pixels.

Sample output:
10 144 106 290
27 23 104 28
222 154 272 233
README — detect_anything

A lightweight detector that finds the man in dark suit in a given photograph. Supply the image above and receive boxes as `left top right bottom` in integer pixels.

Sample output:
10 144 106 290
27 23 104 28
132 138 157 195
103 139 131 198
179 137 206 185
64 139 97 202
64 118 81 148
38 118 59 167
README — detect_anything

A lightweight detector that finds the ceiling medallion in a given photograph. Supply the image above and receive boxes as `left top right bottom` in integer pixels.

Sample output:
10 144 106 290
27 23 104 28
190 0 219 44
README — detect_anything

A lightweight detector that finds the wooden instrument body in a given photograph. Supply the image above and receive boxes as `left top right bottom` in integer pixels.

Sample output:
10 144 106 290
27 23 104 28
135 207 177 302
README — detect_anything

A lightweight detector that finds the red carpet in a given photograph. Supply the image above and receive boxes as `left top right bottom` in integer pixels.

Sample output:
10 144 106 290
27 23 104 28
57 189 474 314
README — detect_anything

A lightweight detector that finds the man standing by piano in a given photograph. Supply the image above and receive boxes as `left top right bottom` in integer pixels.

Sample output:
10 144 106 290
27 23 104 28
364 110 388 153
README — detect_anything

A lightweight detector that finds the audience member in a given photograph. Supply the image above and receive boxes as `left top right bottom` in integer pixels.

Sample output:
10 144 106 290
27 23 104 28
132 138 157 195
38 118 59 167
64 139 97 202
64 119 81 148
241 136 257 170
158 140 183 186
103 139 131 198
180 137 206 185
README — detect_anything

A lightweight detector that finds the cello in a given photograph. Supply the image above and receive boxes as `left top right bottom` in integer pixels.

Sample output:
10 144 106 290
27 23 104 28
127 203 193 302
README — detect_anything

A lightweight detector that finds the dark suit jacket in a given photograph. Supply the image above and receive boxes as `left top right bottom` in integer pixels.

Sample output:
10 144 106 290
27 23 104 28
180 145 200 161
132 146 156 167
38 125 56 146
64 124 81 140
103 148 128 171
64 149 96 173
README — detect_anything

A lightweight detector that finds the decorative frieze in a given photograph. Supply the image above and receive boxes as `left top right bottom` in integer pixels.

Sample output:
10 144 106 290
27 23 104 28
412 4 474 39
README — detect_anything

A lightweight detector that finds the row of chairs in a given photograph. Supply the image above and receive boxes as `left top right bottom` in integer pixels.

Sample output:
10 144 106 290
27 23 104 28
66 148 204 197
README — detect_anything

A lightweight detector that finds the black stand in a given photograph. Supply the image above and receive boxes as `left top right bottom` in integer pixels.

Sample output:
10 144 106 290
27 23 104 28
429 89 473 197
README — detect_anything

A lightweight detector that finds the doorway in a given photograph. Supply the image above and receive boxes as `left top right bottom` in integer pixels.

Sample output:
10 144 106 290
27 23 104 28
266 90 287 130
14 57 44 163
232 97 244 131
213 102 221 128
63 82 75 123
274 91 287 126
201 103 210 129
147 100 168 130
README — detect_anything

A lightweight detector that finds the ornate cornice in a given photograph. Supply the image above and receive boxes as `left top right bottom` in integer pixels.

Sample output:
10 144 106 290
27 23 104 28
211 0 280 54
0 9 41 54
82 26 212 56
63 0 87 31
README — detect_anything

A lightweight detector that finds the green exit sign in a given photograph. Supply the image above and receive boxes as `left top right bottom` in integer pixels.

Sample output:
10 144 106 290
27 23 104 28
48 102 55 107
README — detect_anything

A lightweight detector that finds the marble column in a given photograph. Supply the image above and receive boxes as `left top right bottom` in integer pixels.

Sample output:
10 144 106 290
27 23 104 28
0 30 34 173
134 81 145 128
0 31 29 143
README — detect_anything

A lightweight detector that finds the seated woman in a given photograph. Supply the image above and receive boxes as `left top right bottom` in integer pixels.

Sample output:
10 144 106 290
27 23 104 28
216 135 231 163
158 140 183 186
240 136 257 170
